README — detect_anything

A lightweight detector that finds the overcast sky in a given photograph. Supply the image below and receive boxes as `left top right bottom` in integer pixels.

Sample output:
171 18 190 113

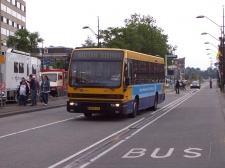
26 0 224 70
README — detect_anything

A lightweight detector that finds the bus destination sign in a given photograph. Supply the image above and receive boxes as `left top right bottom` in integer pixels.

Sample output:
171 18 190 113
73 50 124 60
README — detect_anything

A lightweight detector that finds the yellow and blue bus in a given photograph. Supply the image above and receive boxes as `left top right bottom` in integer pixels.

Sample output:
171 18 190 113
67 48 165 118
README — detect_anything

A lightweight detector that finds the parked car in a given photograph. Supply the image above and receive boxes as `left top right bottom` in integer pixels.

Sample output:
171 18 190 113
190 81 201 89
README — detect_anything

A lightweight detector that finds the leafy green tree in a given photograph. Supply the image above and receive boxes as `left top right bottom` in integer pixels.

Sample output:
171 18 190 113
6 29 43 53
51 60 65 69
98 13 175 58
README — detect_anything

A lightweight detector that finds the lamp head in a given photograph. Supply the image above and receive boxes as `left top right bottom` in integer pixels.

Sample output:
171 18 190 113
204 42 209 44
201 32 207 35
196 15 205 18
82 26 89 29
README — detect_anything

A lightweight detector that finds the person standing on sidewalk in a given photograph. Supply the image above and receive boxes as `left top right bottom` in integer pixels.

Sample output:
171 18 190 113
28 74 36 106
41 75 50 105
175 79 180 94
17 77 29 106
33 76 40 104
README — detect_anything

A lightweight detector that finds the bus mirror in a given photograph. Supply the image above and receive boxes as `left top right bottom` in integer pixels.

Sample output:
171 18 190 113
125 77 130 86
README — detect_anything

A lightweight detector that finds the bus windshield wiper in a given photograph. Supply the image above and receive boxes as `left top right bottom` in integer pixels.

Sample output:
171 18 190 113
70 83 114 90
93 83 114 90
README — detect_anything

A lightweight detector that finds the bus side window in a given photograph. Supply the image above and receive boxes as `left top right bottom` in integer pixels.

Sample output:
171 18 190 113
128 62 133 84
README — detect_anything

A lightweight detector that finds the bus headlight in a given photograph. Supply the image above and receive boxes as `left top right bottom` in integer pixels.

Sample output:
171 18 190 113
69 102 78 106
111 103 120 107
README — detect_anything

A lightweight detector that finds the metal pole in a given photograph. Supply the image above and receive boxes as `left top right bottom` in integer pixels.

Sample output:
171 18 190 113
0 72 2 108
97 16 99 48
222 6 225 92
42 41 44 70
165 55 167 81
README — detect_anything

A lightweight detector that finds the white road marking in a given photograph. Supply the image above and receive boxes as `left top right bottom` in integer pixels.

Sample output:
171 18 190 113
208 142 212 160
48 118 145 168
78 91 198 167
0 115 83 139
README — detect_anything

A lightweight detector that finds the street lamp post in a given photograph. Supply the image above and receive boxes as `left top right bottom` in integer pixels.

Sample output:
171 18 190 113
222 6 225 91
38 38 44 70
204 42 218 49
206 48 217 54
201 32 220 41
196 15 221 29
197 10 224 91
42 41 44 70
83 16 100 47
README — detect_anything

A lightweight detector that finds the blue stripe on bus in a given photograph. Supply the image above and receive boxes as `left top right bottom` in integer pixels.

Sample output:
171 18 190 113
132 83 162 99
124 83 164 114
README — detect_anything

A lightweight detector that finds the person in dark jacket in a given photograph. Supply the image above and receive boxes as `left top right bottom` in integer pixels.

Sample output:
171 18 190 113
18 77 29 106
41 75 50 105
29 74 36 106
175 79 180 94
209 79 212 89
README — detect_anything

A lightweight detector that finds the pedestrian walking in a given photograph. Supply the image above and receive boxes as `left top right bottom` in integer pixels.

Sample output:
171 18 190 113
41 75 50 105
209 79 212 89
28 74 36 106
34 76 40 104
175 79 180 94
180 80 186 90
17 77 29 106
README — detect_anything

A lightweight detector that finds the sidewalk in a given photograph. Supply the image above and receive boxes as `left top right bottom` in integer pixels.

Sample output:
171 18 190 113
0 87 197 118
0 96 67 118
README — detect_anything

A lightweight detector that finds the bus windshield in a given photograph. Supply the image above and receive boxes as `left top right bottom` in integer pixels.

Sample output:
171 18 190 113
69 61 122 88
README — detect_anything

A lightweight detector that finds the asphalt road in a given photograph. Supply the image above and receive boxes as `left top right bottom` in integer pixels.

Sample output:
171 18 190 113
0 82 224 168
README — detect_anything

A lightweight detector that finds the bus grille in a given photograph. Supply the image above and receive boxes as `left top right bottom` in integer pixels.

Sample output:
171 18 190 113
79 102 109 108
68 93 124 99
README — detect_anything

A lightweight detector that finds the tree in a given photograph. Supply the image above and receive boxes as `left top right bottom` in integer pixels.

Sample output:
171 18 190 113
6 29 43 53
82 36 96 47
97 13 175 58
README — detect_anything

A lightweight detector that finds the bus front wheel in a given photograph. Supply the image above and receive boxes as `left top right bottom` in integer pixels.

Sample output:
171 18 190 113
129 99 138 118
151 94 158 111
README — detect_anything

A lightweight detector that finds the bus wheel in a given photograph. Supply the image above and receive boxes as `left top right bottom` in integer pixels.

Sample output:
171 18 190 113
84 112 92 118
129 99 138 118
151 95 158 111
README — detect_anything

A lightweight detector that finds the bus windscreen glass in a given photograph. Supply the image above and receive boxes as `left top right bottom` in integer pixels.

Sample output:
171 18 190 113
69 50 124 88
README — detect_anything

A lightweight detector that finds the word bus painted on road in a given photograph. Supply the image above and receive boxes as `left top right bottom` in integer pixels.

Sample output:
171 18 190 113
66 48 165 118
122 148 202 159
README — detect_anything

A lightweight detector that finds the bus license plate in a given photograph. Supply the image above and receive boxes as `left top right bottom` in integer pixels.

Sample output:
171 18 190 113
88 107 100 110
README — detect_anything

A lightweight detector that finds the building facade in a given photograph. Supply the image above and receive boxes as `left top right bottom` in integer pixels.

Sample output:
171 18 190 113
32 46 73 69
0 0 26 52
175 57 185 79
167 57 186 80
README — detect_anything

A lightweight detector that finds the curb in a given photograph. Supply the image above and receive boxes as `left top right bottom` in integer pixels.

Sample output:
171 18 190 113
0 104 66 118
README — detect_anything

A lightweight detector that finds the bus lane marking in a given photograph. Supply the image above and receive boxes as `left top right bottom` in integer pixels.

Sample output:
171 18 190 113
57 92 196 168
48 118 145 168
122 147 202 159
64 91 199 168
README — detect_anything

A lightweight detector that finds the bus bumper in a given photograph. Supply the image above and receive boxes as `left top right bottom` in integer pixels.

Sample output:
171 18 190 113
67 100 127 115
